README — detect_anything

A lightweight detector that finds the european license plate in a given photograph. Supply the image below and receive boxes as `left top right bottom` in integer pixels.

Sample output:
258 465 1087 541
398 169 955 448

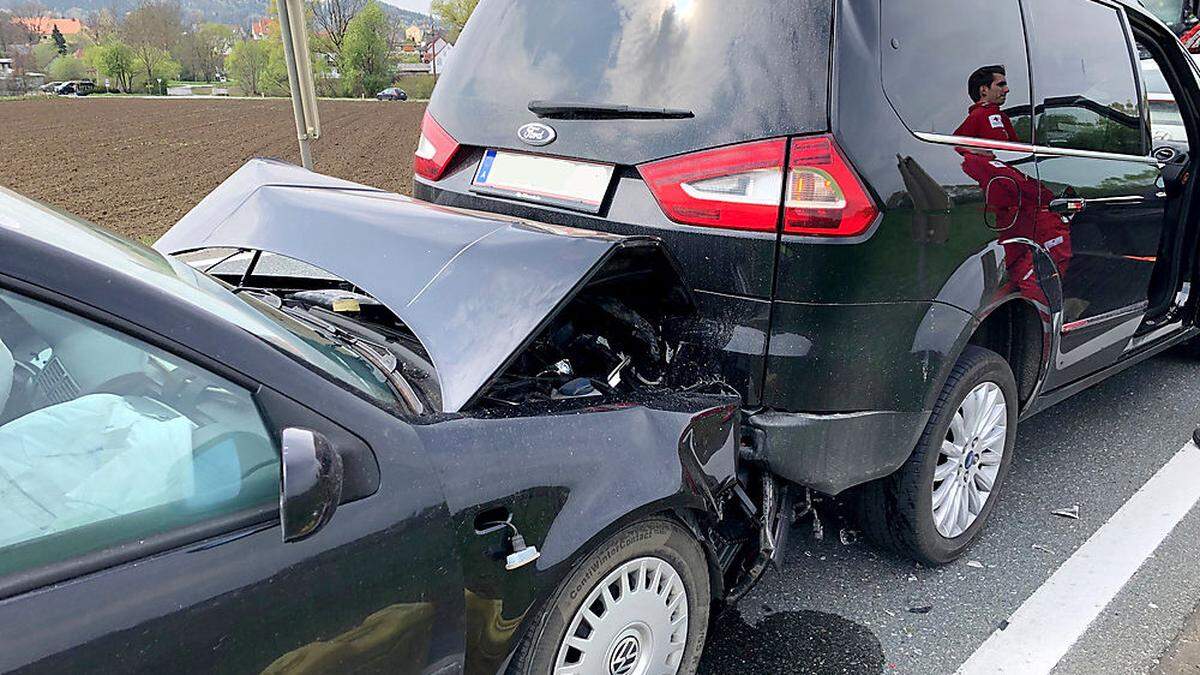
471 149 615 213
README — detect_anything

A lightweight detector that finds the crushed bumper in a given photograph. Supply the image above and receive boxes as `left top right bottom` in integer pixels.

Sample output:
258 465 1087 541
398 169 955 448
745 409 931 495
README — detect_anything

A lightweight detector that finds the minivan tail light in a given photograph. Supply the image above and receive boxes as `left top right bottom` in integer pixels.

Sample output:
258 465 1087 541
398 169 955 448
638 139 786 232
784 136 878 237
638 135 878 237
414 111 460 181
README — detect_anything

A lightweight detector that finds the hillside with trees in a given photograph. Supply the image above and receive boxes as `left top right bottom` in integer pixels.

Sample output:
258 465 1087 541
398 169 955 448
0 0 429 31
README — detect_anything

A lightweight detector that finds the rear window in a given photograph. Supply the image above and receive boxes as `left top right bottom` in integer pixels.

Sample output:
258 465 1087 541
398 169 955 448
429 0 832 166
882 0 1034 144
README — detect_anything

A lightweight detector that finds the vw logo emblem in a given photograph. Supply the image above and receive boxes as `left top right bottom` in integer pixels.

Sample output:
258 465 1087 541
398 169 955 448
609 635 640 675
518 122 557 146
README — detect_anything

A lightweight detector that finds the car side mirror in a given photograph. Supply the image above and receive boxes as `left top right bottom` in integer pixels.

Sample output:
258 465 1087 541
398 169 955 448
280 427 344 542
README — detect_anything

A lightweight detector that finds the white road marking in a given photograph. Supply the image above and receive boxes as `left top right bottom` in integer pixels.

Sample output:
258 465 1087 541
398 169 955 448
959 441 1200 675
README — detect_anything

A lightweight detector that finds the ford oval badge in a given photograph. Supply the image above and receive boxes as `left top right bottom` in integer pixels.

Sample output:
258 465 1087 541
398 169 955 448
518 122 556 147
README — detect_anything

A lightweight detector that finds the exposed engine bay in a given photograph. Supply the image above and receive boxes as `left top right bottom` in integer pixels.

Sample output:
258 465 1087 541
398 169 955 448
203 244 717 416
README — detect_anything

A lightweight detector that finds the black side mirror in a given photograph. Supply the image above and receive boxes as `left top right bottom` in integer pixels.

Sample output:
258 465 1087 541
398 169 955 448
280 427 344 542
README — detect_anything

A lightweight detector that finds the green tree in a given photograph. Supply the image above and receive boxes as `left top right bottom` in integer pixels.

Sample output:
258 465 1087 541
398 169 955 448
122 0 183 92
33 40 60 71
430 0 477 41
47 54 87 80
85 39 137 92
51 24 67 55
226 37 271 95
340 0 391 97
174 22 236 81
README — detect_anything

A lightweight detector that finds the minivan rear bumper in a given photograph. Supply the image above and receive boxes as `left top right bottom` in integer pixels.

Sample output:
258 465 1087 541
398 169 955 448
745 409 930 495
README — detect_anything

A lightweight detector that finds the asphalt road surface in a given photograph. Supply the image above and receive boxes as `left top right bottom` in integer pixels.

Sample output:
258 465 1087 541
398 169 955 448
699 349 1200 674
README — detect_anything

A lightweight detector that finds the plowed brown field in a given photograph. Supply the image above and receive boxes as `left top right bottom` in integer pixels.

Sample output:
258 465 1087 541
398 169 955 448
0 97 425 241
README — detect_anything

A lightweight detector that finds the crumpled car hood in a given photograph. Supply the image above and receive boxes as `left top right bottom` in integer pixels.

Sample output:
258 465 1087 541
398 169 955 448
155 159 656 413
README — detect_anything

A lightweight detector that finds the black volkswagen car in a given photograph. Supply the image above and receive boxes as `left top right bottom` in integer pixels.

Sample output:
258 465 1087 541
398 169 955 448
0 161 783 674
414 0 1200 563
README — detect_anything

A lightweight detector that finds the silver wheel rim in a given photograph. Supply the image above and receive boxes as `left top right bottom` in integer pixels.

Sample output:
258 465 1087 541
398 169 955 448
932 381 1007 539
553 556 689 675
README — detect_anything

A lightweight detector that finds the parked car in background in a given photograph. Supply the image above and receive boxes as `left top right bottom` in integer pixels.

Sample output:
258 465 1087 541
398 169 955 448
376 87 407 101
38 81 62 94
55 80 94 96
0 160 782 674
416 0 1200 564
1140 54 1200 143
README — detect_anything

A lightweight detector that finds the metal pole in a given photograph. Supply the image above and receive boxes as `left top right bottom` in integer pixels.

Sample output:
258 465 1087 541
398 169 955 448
276 0 313 169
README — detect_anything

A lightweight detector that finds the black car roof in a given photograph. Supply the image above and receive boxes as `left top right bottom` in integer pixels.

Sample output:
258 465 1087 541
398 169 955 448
0 187 191 296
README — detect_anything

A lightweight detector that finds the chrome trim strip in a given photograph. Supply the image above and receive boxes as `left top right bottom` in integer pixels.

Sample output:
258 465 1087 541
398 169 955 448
913 131 1161 165
1061 301 1149 334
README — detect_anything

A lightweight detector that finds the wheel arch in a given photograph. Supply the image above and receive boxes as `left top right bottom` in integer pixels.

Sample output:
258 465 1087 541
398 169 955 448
930 238 1063 416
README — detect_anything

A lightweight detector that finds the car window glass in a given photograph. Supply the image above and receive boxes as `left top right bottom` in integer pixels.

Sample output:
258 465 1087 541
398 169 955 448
882 0 1033 143
1138 39 1190 144
0 289 279 578
1141 0 1186 26
1027 0 1143 155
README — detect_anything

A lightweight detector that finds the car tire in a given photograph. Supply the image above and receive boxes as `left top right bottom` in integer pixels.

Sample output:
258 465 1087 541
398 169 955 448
857 345 1018 565
507 518 710 675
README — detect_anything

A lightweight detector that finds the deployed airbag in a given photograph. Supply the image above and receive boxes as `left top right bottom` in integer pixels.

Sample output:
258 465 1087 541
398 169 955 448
0 394 194 548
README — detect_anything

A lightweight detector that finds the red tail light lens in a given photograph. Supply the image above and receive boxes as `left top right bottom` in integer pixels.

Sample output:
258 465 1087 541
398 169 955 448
638 138 786 232
784 136 878 237
638 135 878 237
414 111 460 181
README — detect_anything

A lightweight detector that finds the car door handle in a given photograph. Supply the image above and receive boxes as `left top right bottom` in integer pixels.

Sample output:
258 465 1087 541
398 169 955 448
1048 197 1086 214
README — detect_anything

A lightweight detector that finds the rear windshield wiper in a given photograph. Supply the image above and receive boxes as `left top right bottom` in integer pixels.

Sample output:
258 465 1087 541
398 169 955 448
528 100 694 120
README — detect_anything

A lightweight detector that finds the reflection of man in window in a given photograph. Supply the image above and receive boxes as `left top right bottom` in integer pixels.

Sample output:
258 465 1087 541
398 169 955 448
952 64 1072 305
954 65 1017 142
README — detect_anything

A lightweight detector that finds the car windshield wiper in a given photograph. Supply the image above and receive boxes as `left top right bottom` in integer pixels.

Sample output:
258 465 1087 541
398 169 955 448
527 100 694 120
252 295 424 414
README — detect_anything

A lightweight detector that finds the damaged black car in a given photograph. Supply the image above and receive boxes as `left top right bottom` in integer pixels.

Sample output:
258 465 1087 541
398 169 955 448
0 160 786 674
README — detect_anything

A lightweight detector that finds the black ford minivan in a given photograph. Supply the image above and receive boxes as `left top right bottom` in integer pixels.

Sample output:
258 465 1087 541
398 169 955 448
415 0 1200 563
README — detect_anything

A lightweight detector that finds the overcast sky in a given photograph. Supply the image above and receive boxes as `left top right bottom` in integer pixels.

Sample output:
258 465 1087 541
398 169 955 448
378 0 432 15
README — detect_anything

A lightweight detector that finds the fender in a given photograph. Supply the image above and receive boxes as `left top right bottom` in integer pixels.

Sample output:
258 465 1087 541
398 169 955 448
933 237 1063 417
412 393 750 672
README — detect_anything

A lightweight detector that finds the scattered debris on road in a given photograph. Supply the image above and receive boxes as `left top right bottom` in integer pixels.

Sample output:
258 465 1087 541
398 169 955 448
966 560 985 569
1032 543 1056 554
909 605 934 614
1052 505 1081 520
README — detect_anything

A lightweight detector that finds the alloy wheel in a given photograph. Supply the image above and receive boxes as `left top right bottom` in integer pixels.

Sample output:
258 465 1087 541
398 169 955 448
553 556 689 675
931 381 1007 538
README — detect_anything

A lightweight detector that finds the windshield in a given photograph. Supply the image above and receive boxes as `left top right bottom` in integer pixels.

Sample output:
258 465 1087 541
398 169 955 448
235 290 399 405
1142 0 1186 25
157 255 399 407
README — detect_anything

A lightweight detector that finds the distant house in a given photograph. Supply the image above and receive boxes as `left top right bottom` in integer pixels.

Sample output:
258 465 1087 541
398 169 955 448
405 24 423 43
251 18 276 40
0 59 13 78
12 16 85 39
423 36 453 75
